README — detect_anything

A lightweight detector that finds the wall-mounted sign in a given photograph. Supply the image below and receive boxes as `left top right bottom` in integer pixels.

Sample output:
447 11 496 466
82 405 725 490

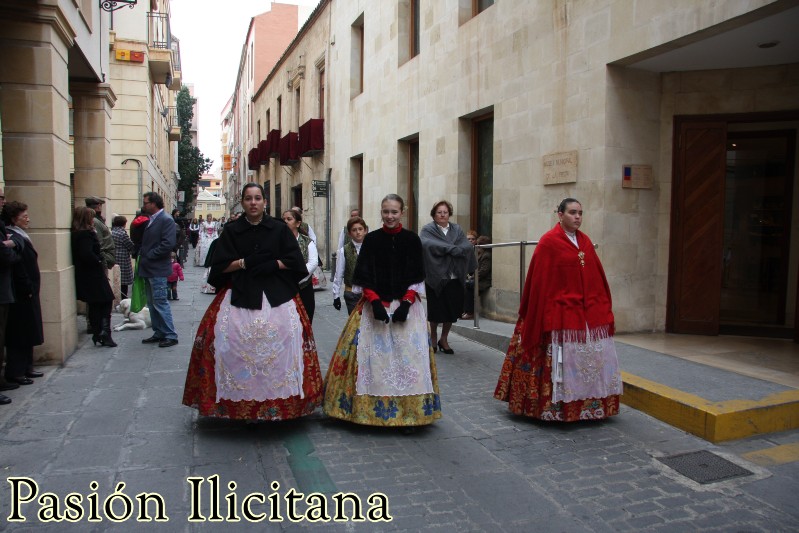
543 150 578 185
622 164 653 189
312 180 328 197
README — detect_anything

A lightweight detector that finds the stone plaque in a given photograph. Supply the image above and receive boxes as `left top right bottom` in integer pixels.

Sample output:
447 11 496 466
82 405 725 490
543 151 578 185
622 164 653 189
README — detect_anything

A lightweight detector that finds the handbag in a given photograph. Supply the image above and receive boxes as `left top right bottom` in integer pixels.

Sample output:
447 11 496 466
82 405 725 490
130 257 148 313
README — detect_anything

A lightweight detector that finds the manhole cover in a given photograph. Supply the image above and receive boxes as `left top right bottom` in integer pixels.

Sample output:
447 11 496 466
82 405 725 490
658 450 753 484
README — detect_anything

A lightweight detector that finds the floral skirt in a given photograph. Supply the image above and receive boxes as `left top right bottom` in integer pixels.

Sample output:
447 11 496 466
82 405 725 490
182 287 323 420
323 299 442 427
494 318 620 422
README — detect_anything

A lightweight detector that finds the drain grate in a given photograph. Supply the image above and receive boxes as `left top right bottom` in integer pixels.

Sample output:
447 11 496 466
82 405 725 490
658 450 753 484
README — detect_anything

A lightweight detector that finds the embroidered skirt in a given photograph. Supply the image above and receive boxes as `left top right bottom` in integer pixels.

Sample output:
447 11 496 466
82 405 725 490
494 317 621 421
182 287 323 420
323 299 442 426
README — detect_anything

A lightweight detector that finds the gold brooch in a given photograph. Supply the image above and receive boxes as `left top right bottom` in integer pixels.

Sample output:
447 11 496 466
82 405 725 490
578 251 585 267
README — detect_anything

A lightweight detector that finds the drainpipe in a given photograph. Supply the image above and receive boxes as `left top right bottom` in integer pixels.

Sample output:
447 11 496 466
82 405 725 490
122 158 142 206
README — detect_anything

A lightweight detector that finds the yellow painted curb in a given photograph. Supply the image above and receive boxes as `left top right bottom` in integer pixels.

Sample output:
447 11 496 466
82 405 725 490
742 442 799 466
620 371 799 443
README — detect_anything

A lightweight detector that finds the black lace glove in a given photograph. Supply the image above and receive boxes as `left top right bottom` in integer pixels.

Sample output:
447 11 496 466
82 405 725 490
392 300 412 323
333 297 341 310
371 300 390 323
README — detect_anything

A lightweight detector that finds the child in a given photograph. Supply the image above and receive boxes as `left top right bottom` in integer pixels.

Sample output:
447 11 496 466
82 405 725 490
331 216 368 314
167 252 184 300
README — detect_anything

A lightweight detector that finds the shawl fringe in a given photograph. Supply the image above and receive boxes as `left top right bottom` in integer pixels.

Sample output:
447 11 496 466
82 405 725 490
550 324 612 346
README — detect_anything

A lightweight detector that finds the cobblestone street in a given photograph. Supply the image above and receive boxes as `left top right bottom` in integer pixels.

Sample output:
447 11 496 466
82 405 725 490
1 265 797 532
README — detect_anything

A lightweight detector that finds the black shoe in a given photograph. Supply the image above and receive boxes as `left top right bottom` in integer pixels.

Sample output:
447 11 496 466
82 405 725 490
0 394 11 405
25 370 44 378
158 338 178 348
0 381 19 391
10 377 34 385
437 341 454 354
142 335 164 344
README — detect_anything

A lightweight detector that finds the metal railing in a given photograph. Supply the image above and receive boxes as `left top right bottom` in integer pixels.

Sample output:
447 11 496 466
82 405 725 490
148 12 171 50
470 240 537 329
469 239 599 329
170 36 181 72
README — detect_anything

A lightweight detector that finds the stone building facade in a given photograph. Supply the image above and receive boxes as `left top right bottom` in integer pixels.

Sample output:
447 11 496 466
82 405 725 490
247 0 799 339
0 0 181 363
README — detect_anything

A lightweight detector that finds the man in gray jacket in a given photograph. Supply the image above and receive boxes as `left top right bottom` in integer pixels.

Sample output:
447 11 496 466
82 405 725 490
138 192 178 348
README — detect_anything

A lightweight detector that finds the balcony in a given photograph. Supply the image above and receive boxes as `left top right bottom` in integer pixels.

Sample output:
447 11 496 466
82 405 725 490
266 129 281 158
169 36 182 90
148 12 173 85
165 106 180 141
298 118 324 156
248 148 260 171
279 132 299 166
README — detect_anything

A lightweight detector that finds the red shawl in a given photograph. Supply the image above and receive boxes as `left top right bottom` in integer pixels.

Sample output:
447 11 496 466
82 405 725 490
518 224 614 351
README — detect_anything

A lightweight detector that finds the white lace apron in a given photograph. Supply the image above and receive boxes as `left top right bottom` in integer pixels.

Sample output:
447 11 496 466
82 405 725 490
356 299 434 397
213 292 304 402
550 326 623 404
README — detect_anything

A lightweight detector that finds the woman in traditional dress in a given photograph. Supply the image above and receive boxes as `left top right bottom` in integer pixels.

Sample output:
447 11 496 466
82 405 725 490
323 194 442 427
182 183 323 421
281 209 318 323
494 198 622 421
188 218 200 248
420 200 476 354
194 213 218 266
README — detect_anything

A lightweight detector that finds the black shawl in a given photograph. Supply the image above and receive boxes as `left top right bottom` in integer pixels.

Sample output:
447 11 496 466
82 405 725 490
352 227 425 301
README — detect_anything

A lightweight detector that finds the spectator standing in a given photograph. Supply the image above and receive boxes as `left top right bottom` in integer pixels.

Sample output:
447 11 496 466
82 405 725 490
85 196 115 269
419 200 476 354
3 201 44 384
139 192 178 348
71 207 116 347
282 209 318 322
462 235 492 320
0 188 21 403
111 216 135 300
167 252 184 300
336 209 361 250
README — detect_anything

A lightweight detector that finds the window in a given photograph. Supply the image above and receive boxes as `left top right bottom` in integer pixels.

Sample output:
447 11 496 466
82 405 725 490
292 184 303 211
277 96 282 131
471 115 494 238
410 0 420 58
266 109 271 132
275 183 282 217
257 119 261 142
351 14 364 96
264 180 271 214
398 137 419 231
295 87 301 130
351 155 363 214
475 0 494 14
318 68 325 119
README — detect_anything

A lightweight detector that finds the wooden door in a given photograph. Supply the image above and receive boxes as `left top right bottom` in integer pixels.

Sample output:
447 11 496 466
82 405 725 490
667 121 727 335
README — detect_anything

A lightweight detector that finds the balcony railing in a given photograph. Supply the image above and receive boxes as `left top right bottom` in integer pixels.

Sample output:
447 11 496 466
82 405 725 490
169 36 182 90
148 12 171 49
165 106 180 141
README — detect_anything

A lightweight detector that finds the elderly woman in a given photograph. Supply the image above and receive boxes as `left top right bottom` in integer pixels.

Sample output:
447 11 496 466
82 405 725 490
2 202 44 384
111 215 135 299
72 207 117 347
419 200 476 354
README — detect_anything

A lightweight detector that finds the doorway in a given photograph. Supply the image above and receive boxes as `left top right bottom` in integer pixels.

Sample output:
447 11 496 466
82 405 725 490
720 131 795 334
668 114 799 340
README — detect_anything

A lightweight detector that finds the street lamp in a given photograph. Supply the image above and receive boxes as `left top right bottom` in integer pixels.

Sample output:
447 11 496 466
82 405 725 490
100 0 137 13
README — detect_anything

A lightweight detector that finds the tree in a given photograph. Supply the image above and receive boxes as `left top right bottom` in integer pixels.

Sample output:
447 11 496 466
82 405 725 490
176 86 212 209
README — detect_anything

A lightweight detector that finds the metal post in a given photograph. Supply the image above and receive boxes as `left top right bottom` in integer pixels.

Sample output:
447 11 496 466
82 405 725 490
473 245 480 329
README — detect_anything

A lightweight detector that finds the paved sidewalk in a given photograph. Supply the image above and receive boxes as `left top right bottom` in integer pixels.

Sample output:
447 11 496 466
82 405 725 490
0 265 798 531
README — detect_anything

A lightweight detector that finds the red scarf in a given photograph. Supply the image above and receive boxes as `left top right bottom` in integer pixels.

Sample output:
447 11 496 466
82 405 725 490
518 224 614 350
